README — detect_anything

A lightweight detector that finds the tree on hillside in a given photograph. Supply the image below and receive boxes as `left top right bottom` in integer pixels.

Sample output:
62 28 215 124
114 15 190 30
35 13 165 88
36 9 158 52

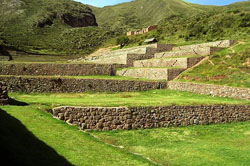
116 36 129 48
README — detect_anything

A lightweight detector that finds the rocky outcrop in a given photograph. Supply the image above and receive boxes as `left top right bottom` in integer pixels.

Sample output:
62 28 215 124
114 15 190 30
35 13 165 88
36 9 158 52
34 1 98 28
60 13 98 28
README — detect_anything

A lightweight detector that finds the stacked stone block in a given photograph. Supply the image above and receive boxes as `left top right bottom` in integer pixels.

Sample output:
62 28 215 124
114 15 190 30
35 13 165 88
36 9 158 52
0 82 8 105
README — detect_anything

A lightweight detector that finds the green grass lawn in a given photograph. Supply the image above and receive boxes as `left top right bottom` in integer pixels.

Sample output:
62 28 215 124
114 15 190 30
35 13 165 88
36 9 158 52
0 90 249 166
0 105 154 166
0 75 158 82
9 89 249 108
92 121 250 166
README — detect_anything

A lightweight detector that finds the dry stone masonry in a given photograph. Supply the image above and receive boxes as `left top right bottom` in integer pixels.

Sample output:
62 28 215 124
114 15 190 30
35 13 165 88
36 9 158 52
116 40 234 81
173 40 235 51
52 105 250 131
117 68 185 81
85 44 175 66
0 76 167 93
0 81 8 105
154 47 222 58
134 56 205 68
168 81 250 100
0 63 126 76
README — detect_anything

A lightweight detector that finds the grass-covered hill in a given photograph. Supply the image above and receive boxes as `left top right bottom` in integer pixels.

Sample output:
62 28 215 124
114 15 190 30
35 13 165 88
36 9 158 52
91 0 218 30
0 0 250 57
0 0 120 56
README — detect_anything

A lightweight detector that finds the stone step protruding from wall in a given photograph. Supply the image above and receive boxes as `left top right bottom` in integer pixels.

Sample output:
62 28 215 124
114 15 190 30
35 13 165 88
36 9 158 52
0 81 9 105
116 68 185 80
173 40 235 51
155 47 222 58
52 105 250 131
134 56 205 68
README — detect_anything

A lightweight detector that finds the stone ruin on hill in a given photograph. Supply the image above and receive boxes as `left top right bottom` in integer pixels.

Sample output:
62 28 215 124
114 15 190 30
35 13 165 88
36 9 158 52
0 81 9 105
127 25 158 36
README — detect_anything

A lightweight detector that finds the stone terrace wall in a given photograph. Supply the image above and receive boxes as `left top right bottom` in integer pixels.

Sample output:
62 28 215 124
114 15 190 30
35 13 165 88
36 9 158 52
173 40 235 51
0 76 167 93
52 105 250 131
134 56 205 69
168 81 250 100
0 81 8 105
117 68 185 81
0 63 126 76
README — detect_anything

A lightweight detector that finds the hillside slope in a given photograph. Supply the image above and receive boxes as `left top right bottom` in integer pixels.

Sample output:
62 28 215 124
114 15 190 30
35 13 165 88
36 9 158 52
0 0 118 56
177 40 250 88
92 0 218 30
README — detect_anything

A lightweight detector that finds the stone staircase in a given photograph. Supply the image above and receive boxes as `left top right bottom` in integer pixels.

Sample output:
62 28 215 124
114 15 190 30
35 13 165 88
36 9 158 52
116 40 235 81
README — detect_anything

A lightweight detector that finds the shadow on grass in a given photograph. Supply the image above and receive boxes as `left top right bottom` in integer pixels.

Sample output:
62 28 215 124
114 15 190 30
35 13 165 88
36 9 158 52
0 109 74 166
8 98 29 106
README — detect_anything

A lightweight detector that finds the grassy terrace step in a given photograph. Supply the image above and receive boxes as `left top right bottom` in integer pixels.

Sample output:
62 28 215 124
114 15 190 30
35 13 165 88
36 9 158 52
0 75 157 82
134 56 205 68
116 67 185 81
8 89 250 107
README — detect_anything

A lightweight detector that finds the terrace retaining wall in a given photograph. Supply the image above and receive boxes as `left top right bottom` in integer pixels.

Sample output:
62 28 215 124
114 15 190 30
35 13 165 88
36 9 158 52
0 63 126 76
0 76 167 93
168 81 250 100
0 81 8 105
51 105 250 131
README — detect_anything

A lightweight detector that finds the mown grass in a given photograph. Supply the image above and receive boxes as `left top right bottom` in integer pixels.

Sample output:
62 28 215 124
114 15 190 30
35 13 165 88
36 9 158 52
177 40 250 88
9 89 249 108
0 105 155 166
1 91 250 166
92 121 250 166
1 89 249 166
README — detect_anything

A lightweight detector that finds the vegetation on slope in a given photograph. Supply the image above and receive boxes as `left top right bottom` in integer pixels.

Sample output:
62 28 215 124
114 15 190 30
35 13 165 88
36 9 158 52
125 6 250 46
0 0 120 56
177 41 250 88
91 0 218 30
1 0 250 57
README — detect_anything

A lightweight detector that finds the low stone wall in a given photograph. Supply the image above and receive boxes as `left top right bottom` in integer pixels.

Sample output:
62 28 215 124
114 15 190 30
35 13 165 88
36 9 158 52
117 68 185 81
155 47 222 58
51 105 250 131
0 82 8 105
134 56 205 69
156 44 175 52
127 54 154 66
173 40 235 51
0 76 167 93
88 48 157 65
0 63 126 76
168 81 250 100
